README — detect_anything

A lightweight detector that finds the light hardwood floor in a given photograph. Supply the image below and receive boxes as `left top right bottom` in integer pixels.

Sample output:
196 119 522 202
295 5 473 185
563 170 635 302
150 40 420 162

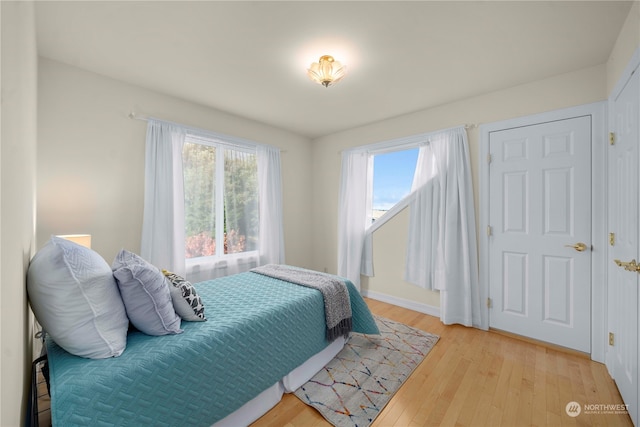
252 298 633 427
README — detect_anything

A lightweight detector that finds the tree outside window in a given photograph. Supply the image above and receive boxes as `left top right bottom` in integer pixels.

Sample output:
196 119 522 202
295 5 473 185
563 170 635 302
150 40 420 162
182 139 258 259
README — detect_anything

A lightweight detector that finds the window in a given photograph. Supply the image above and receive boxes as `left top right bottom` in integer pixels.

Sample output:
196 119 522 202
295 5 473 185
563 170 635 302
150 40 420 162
371 148 419 221
142 118 284 283
182 136 258 261
339 125 478 322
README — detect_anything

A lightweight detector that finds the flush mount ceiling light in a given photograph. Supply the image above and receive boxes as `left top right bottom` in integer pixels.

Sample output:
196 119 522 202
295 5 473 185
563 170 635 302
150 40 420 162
307 55 347 88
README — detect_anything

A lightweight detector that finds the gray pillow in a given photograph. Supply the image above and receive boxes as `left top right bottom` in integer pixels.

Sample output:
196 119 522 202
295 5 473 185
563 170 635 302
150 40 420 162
112 250 182 336
27 236 129 358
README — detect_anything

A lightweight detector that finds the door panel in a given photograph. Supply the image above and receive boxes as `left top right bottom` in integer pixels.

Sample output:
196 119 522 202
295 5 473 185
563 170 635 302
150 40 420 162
544 255 572 325
503 251 527 315
608 64 639 425
544 168 572 234
504 172 527 232
489 116 591 352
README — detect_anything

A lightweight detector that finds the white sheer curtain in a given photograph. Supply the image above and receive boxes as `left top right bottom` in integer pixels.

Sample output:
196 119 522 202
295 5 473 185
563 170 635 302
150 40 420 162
337 151 372 289
141 119 187 276
141 119 285 281
404 127 481 327
257 145 285 265
404 144 439 289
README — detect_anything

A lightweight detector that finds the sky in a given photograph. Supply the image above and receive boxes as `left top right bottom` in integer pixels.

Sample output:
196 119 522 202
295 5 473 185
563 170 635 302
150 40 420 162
372 148 419 211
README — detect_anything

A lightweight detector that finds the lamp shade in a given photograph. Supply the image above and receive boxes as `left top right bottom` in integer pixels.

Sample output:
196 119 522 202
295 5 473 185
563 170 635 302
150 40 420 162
57 234 92 249
307 55 346 87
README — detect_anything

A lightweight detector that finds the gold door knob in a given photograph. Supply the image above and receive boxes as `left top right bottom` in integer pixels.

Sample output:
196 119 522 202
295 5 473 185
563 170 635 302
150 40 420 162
565 242 587 252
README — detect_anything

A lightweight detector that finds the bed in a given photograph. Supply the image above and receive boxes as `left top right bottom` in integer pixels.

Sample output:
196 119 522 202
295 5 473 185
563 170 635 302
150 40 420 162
45 270 379 426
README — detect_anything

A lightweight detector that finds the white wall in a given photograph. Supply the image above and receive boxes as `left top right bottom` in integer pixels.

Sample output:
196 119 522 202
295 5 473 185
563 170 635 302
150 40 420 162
1 1 38 425
606 1 640 94
37 58 313 268
311 64 608 310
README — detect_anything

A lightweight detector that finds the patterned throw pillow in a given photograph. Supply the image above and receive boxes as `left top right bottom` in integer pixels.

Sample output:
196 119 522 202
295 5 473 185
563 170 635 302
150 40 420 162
162 270 206 322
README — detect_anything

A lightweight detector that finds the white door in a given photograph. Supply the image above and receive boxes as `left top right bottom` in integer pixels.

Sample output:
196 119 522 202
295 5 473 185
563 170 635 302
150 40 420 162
488 116 592 352
608 64 639 425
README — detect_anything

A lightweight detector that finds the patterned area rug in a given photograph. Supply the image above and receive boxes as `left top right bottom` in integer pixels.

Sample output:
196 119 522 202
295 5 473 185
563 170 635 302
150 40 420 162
294 316 439 427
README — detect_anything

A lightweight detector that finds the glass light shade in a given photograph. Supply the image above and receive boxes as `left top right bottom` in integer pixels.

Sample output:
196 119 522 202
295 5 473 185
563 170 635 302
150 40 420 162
57 234 92 249
307 55 346 87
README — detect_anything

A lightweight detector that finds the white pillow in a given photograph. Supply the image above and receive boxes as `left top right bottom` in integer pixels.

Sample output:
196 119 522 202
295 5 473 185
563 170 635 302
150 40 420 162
27 236 129 359
112 250 182 336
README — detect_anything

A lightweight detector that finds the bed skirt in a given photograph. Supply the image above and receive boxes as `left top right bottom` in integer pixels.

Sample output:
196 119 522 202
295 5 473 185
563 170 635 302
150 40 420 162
213 336 347 426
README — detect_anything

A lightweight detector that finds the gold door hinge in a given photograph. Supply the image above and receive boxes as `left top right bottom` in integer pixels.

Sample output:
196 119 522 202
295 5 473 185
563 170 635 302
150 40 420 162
609 332 615 346
487 298 492 309
487 225 492 237
609 132 615 145
609 232 615 246
487 153 492 164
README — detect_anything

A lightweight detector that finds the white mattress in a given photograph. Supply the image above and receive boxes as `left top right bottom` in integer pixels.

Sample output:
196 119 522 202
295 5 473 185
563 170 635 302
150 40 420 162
213 336 347 427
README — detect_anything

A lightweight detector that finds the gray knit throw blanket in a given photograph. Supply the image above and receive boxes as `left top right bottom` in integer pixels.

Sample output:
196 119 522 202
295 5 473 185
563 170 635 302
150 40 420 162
251 264 352 341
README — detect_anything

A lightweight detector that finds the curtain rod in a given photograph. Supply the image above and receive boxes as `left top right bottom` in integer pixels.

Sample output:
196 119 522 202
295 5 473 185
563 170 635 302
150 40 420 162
129 111 148 121
128 110 284 153
340 123 479 155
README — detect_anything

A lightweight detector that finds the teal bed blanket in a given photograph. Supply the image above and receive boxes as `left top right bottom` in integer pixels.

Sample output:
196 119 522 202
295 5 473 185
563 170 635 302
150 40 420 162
46 271 378 427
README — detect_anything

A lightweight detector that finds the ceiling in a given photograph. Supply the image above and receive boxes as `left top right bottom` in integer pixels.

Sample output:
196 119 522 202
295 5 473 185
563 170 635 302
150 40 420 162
35 1 633 139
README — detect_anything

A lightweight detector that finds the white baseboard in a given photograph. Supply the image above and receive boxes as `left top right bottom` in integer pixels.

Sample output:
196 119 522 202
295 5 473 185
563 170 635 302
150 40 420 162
361 290 440 318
